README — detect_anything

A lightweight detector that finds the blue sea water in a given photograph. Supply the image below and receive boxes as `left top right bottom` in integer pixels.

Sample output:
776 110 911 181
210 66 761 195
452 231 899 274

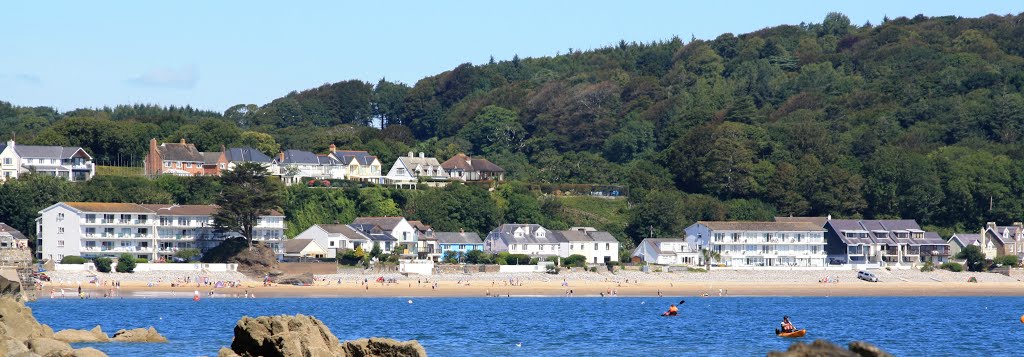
27 296 1024 356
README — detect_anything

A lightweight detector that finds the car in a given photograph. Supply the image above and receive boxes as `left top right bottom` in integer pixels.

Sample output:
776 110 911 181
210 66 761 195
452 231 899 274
857 270 878 282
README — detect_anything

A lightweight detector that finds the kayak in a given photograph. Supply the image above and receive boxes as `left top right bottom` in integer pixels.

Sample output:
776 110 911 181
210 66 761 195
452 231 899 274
776 329 806 338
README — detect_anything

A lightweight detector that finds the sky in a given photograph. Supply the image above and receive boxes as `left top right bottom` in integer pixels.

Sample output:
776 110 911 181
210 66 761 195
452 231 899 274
1 1 1021 112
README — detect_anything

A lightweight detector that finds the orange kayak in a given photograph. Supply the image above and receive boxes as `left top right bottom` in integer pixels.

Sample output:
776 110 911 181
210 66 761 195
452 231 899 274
777 329 806 338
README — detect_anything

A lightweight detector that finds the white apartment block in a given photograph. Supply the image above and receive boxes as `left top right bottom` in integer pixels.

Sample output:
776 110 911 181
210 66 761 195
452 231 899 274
36 202 285 262
685 221 827 268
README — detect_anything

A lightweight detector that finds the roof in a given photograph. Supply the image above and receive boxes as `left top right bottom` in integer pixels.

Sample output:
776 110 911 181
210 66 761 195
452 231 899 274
157 142 204 162
15 145 91 160
226 147 273 163
987 225 1021 244
0 223 26 240
825 219 943 246
279 150 337 165
397 155 441 168
441 153 505 173
557 228 618 243
283 239 318 254
950 233 981 247
201 152 223 165
63 202 154 213
773 216 828 228
697 221 825 232
408 220 431 232
332 150 378 166
434 232 482 244
140 204 221 216
352 217 406 231
487 224 563 244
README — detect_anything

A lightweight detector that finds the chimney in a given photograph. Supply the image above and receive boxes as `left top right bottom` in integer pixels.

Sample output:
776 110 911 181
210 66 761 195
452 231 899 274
986 222 997 231
408 151 414 158
459 228 464 233
329 144 336 153
180 138 186 144
6 139 14 147
827 214 832 221
278 151 285 162
419 152 425 158
149 138 157 151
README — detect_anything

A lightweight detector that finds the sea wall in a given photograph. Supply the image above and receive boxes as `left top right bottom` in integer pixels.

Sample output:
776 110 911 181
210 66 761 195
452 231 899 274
498 264 546 273
399 260 434 275
53 263 239 272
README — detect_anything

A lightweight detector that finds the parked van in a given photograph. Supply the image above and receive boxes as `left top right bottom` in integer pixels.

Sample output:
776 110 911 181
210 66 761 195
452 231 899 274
857 270 878 282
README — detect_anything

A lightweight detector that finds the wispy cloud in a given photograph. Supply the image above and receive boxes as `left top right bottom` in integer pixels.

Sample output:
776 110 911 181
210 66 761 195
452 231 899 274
0 73 42 85
126 65 198 89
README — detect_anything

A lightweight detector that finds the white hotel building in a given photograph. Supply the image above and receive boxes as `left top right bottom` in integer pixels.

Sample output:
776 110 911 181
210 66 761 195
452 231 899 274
36 202 285 262
684 221 827 268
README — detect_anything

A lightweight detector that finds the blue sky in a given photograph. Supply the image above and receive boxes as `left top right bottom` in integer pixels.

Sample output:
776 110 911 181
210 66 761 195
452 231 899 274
1 1 1020 112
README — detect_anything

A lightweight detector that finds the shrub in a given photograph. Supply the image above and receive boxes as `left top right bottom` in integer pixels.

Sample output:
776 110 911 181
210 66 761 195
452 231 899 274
465 250 493 264
589 266 597 272
174 248 202 262
528 257 539 265
115 253 137 273
93 257 112 273
920 261 935 272
687 267 708 272
60 256 88 264
940 262 963 272
993 255 1019 267
545 263 560 274
135 258 149 263
561 254 587 267
339 247 367 266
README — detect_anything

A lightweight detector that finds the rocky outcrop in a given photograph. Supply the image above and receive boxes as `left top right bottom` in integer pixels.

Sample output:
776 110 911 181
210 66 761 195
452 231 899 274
111 327 168 343
272 273 315 285
54 325 110 343
0 297 108 356
340 338 428 357
0 268 23 299
768 340 892 357
227 314 426 357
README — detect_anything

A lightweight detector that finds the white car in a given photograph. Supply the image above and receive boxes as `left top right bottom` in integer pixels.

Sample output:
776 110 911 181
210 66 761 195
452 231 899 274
857 270 878 282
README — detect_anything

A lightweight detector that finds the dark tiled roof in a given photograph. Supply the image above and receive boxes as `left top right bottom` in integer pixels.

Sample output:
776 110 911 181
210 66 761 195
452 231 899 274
352 217 406 231
0 223 26 240
826 219 940 246
434 232 482 244
15 145 91 160
557 228 618 242
157 143 204 162
332 150 378 165
226 147 273 163
950 233 981 247
279 150 322 164
469 158 504 172
487 224 563 244
201 152 223 165
698 221 825 232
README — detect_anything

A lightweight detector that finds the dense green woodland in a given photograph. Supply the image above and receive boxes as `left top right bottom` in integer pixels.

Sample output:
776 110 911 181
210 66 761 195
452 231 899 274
4 13 1024 245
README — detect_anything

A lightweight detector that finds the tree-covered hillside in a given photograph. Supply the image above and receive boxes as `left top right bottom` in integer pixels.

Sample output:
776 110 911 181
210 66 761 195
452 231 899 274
4 12 1024 238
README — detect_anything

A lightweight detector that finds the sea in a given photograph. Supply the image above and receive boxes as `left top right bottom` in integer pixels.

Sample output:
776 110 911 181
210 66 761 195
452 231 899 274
28 296 1024 356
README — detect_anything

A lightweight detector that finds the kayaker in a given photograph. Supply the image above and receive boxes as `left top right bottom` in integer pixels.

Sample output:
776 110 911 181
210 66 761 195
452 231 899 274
663 304 679 316
780 316 795 333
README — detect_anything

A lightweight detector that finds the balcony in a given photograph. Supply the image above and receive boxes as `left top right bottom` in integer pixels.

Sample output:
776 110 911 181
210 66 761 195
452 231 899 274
921 250 951 257
83 234 153 239
81 246 149 253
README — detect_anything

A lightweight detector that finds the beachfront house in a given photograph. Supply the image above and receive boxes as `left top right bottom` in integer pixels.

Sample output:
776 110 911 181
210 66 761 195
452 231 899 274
36 202 285 262
1 139 95 182
275 149 344 185
947 233 982 259
0 223 28 250
327 146 383 184
440 153 505 182
283 239 328 261
684 221 827 268
557 227 619 264
384 152 447 188
823 219 949 269
351 217 416 247
293 223 384 258
949 222 1024 259
484 224 562 258
631 238 701 266
434 230 484 258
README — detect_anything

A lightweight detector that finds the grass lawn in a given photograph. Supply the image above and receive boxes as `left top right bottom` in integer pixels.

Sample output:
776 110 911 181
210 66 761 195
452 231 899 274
96 165 144 176
554 196 628 236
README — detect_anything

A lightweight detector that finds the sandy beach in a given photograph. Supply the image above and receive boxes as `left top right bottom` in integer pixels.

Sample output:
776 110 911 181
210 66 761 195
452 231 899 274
37 269 1024 299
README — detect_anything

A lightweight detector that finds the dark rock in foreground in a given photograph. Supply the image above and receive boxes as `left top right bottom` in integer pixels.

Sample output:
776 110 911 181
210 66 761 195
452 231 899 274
0 296 110 356
224 314 426 357
111 327 168 343
768 339 893 357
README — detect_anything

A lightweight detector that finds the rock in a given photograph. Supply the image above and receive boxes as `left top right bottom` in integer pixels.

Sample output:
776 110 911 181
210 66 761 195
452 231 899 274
54 326 109 343
72 347 109 357
1 335 31 356
26 337 73 357
767 340 890 357
273 273 314 285
228 314 427 357
230 314 344 356
0 268 23 300
848 341 894 357
217 347 241 357
340 338 428 357
111 327 167 343
0 297 53 341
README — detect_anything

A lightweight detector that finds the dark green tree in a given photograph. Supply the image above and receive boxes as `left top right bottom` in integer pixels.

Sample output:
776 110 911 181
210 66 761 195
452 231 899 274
213 162 284 248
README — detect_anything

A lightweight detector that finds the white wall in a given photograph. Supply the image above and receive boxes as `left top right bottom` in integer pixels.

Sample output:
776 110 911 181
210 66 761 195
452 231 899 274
39 205 83 262
293 226 338 258
133 263 238 272
399 259 434 275
54 263 94 271
498 264 546 273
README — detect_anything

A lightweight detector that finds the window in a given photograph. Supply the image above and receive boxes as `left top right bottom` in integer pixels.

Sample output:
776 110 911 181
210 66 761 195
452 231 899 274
57 240 65 247
594 243 598 250
121 214 131 223
219 163 225 169
3 158 10 165
85 228 95 236
138 228 148 237
58 227 65 234
57 213 65 221
85 214 96 223
330 241 335 247
176 162 181 168
606 243 611 250
164 161 170 167
459 244 465 250
138 215 147 223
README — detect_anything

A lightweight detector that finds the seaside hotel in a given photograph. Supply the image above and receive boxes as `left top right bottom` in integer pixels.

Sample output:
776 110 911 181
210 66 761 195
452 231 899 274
684 221 828 267
36 202 286 262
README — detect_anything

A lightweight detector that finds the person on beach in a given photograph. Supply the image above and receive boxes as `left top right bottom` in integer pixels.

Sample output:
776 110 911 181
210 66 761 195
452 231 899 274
780 316 795 333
